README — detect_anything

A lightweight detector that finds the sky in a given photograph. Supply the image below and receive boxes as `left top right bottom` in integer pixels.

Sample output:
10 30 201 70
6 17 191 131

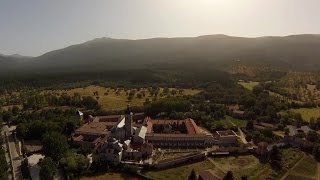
0 0 320 56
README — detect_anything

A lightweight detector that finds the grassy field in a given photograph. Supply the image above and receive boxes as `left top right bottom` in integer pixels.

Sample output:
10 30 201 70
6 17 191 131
280 108 320 122
238 81 260 91
211 155 266 180
288 155 318 179
285 175 314 180
81 172 141 180
43 85 201 110
152 148 202 163
143 160 224 180
255 148 305 180
281 149 304 169
225 115 248 127
210 116 247 130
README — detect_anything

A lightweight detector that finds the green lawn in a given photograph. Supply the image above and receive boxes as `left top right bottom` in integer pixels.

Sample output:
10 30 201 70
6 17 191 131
238 81 260 91
143 160 224 180
280 108 320 122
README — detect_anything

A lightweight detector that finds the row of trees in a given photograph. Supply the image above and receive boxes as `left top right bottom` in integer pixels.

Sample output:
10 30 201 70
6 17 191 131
23 93 100 110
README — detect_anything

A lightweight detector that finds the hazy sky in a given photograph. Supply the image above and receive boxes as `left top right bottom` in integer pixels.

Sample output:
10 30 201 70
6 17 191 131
1 0 320 56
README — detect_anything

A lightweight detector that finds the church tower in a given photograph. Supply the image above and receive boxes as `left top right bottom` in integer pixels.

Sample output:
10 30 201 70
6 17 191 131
125 104 133 138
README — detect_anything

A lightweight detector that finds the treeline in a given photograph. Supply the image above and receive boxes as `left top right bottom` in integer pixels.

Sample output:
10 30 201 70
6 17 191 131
23 93 100 110
0 67 232 92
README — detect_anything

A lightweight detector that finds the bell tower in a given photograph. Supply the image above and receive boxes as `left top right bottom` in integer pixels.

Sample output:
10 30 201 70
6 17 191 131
125 104 133 138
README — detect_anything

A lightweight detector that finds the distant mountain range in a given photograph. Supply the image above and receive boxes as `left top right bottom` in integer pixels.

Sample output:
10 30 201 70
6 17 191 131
1 34 320 75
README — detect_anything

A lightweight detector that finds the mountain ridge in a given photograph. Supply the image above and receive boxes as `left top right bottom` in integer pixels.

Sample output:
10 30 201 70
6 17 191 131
1 34 320 75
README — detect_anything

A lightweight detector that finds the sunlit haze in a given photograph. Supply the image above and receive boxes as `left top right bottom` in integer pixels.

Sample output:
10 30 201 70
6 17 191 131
1 0 320 56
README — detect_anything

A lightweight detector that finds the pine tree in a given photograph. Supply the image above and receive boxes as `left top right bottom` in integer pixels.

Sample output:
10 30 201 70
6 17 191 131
188 169 197 180
223 171 234 180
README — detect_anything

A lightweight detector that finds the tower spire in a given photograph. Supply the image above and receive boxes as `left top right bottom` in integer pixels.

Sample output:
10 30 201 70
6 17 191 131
125 104 133 138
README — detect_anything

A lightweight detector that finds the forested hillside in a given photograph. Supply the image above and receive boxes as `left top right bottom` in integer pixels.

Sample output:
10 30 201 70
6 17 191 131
1 34 320 89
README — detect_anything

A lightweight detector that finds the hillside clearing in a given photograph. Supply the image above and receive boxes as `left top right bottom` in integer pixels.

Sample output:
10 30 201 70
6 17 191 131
238 81 259 91
290 155 317 178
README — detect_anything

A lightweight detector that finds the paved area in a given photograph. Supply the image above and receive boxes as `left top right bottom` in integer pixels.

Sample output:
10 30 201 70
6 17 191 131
4 125 23 180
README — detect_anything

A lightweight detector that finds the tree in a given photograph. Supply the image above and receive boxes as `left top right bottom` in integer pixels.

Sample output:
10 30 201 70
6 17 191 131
2 111 13 125
171 89 177 96
246 120 254 130
21 158 30 178
284 127 289 135
11 106 20 116
42 132 69 161
307 131 319 143
144 98 150 105
40 157 57 180
310 117 316 129
16 124 27 139
0 149 9 179
253 85 264 96
82 96 100 110
127 95 133 101
313 144 320 161
163 87 169 95
241 176 248 180
188 169 197 180
144 97 191 116
270 146 282 169
60 151 89 174
223 171 234 180
136 93 143 99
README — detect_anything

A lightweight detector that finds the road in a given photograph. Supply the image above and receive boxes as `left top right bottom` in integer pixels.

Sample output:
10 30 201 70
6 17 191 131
1 125 13 180
4 125 23 180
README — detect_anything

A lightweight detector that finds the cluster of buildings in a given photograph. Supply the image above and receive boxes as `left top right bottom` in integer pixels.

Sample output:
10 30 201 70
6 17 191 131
72 106 239 164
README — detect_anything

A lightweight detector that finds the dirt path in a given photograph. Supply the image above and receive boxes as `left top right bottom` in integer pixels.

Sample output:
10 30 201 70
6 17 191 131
237 127 248 144
280 153 306 180
227 119 248 144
